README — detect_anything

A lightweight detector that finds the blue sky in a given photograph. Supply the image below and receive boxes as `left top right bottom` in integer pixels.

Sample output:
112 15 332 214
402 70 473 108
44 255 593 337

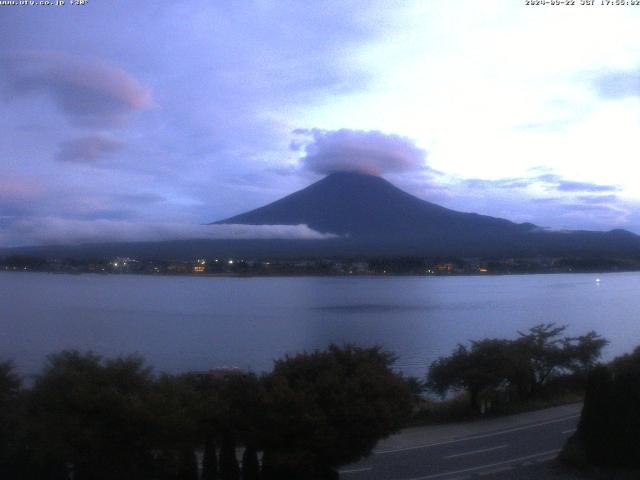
1 0 639 246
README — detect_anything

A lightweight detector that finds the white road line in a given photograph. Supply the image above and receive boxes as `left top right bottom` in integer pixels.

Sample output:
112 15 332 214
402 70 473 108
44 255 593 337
399 449 561 480
443 444 508 459
339 467 372 474
562 428 576 435
375 414 579 454
478 465 514 476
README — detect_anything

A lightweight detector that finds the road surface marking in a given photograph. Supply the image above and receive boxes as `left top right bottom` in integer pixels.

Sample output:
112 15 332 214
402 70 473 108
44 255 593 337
478 465 514 476
400 449 561 480
562 428 576 434
444 444 508 459
375 414 579 454
339 467 372 474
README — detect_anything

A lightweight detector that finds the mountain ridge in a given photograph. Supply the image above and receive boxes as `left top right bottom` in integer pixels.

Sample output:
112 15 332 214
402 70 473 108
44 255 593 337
2 172 638 260
214 171 639 257
216 171 537 236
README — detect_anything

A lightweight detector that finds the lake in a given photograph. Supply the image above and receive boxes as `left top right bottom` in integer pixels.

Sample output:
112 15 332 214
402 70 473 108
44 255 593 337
1 271 639 378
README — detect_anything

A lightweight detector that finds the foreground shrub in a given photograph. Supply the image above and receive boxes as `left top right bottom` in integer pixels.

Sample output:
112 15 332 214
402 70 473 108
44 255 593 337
22 351 157 480
0 345 413 479
0 361 21 478
571 347 640 468
427 324 607 412
260 345 413 479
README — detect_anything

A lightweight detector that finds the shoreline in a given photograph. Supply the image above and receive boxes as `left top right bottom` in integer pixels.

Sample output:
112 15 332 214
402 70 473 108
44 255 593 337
1 269 638 279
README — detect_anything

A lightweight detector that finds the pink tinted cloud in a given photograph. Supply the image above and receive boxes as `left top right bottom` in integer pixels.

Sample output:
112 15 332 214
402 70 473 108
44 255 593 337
294 128 428 176
0 177 46 218
0 177 45 202
0 181 42 198
55 135 124 164
1 50 153 126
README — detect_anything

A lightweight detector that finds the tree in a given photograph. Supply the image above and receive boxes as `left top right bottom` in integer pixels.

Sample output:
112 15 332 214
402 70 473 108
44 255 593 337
185 371 263 480
24 351 157 480
216 374 263 480
149 374 201 480
0 361 20 404
563 331 609 373
427 339 513 410
404 375 427 409
514 323 569 394
259 345 412 479
0 361 21 478
576 365 614 465
573 346 640 467
241 445 260 480
513 324 607 397
201 435 218 480
426 325 608 408
182 372 223 480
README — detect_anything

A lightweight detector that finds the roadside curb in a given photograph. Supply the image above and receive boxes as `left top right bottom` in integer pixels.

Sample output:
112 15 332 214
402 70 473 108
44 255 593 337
373 403 583 453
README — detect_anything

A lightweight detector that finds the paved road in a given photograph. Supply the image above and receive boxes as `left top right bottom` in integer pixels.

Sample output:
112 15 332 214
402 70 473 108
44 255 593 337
340 404 582 480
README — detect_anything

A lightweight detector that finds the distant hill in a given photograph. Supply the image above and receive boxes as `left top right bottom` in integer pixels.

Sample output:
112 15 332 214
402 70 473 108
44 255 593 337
2 172 639 260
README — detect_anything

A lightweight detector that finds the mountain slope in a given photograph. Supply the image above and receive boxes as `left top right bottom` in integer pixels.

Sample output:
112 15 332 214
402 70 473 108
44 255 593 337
216 171 640 257
217 172 534 236
3 173 638 260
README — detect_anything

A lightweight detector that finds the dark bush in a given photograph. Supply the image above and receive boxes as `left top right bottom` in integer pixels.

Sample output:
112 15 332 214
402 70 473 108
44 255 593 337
427 324 607 411
0 345 413 479
260 344 412 479
574 347 640 468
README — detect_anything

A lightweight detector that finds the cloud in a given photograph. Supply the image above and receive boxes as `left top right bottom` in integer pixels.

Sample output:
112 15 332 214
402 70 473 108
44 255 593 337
115 193 166 205
577 194 618 204
0 50 153 126
554 180 619 193
293 129 428 176
462 172 619 193
530 174 619 192
0 177 46 217
560 204 619 213
55 135 124 164
462 178 533 190
1 219 337 246
594 70 640 99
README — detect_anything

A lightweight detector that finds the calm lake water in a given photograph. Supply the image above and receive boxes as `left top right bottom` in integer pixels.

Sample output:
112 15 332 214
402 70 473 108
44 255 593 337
1 271 639 377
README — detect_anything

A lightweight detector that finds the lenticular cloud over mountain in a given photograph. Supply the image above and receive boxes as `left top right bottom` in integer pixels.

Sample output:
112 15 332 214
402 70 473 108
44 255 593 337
293 129 428 176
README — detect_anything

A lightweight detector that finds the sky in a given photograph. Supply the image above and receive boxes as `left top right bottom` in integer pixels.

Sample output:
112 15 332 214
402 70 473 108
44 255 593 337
1 0 639 246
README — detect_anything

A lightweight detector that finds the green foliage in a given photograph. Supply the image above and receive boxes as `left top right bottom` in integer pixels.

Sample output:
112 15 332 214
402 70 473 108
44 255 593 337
576 347 640 467
260 344 412 477
404 375 426 396
427 339 513 409
427 324 607 410
516 323 570 387
201 436 218 480
514 324 607 395
25 350 157 480
1 345 413 479
219 433 240 480
0 361 21 406
564 331 610 371
0 361 22 478
241 445 260 480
